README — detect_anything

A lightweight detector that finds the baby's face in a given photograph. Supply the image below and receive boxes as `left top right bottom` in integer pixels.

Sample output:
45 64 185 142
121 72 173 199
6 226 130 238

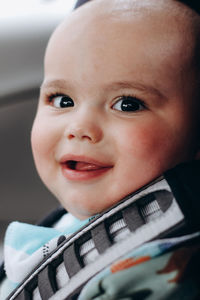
31 0 200 219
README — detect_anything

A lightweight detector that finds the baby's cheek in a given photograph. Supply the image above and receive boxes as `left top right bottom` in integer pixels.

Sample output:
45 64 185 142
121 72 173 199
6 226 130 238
31 116 56 157
31 118 59 183
119 122 169 159
31 122 55 182
31 122 46 158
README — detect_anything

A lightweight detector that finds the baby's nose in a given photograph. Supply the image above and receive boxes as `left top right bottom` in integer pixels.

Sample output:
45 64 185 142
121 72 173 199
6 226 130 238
64 121 103 144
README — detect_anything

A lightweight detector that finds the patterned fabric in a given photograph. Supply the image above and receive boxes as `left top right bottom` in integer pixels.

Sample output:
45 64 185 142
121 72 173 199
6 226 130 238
1 174 200 300
78 233 200 300
1 217 200 299
0 214 91 299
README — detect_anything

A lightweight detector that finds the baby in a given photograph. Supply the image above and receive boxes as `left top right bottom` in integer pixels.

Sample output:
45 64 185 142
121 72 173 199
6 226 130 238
31 0 200 220
1 0 200 299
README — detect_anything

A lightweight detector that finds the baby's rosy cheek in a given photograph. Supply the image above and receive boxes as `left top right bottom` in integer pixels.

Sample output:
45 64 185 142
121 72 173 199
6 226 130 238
119 124 168 158
31 126 50 160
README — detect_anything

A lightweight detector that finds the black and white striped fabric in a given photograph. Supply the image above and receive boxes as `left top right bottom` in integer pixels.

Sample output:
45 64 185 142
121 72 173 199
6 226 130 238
6 179 185 300
4 161 200 300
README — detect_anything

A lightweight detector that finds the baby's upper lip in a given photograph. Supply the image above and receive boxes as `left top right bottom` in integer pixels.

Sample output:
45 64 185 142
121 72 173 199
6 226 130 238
59 154 113 168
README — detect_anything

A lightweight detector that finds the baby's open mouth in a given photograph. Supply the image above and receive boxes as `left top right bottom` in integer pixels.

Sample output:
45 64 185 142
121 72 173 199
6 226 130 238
65 160 109 171
60 157 113 181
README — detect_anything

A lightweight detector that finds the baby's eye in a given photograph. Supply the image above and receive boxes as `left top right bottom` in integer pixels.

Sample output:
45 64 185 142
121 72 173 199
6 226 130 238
49 94 74 108
112 96 145 112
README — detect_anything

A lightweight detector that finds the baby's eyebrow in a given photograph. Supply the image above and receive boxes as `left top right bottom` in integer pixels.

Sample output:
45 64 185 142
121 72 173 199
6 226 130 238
105 81 165 98
40 79 72 90
40 79 165 99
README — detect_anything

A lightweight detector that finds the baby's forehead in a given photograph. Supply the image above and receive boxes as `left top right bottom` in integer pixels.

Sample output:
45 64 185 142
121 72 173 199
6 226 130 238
56 0 199 44
46 0 200 82
51 0 199 58
69 0 199 25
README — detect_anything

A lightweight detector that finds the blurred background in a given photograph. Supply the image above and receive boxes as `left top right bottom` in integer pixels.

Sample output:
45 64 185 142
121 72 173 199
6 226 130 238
0 0 77 259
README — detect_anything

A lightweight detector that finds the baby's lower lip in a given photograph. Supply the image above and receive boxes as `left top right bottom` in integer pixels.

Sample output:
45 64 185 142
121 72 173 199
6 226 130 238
60 161 112 181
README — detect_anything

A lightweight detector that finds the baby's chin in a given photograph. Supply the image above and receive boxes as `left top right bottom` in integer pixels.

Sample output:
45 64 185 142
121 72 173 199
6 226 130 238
58 181 154 220
59 197 117 220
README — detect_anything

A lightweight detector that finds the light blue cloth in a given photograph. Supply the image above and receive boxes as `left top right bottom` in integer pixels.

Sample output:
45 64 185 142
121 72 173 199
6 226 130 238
5 216 89 255
1 213 91 299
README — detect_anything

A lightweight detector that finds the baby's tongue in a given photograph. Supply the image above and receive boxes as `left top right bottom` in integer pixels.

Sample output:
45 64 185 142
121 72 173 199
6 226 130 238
75 161 101 171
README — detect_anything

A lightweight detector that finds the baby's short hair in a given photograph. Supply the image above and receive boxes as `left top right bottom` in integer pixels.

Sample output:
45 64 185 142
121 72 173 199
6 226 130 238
75 0 200 13
176 0 200 14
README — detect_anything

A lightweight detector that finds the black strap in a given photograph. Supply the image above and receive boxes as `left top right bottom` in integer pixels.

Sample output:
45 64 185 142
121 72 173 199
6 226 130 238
165 161 200 233
122 205 144 232
91 222 112 254
64 243 83 278
74 0 92 9
38 265 57 299
13 289 31 300
0 263 5 282
37 206 67 228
